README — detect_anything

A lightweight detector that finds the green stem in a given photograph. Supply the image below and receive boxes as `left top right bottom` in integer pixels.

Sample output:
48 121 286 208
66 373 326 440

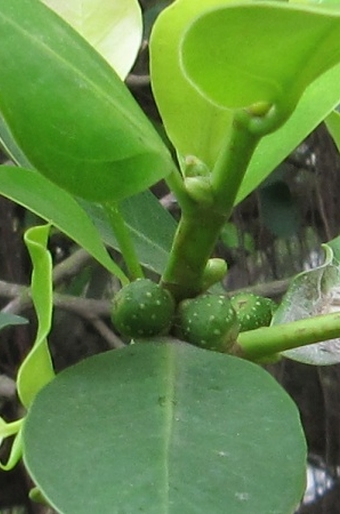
165 167 195 213
236 311 340 361
162 111 261 301
161 208 226 301
103 202 143 282
211 111 260 213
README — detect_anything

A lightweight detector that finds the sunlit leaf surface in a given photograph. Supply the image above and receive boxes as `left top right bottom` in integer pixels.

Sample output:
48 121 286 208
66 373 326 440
43 0 142 79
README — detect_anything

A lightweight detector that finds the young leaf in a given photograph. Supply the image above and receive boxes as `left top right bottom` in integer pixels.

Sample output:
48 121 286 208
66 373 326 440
0 418 22 448
181 2 340 126
273 245 340 365
150 0 233 171
236 64 340 203
0 424 23 471
0 165 127 282
151 0 340 198
16 225 55 408
0 0 173 202
42 0 142 79
23 342 306 514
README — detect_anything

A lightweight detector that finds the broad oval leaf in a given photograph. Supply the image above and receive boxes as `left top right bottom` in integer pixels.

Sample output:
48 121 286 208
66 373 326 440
23 342 306 514
43 0 142 79
181 2 340 121
0 0 173 202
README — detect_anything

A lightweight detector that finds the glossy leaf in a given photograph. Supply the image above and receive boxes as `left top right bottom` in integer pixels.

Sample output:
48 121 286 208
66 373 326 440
17 225 55 408
23 342 306 514
0 165 127 282
273 245 340 365
0 120 174 276
150 0 340 201
0 109 172 279
181 2 340 121
43 0 142 79
150 0 233 170
0 0 173 202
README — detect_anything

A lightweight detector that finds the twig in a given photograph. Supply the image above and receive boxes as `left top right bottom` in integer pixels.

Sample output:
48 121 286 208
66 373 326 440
89 317 125 349
226 278 291 299
0 374 16 399
125 73 150 88
53 293 110 317
52 248 94 287
0 248 95 315
160 192 177 210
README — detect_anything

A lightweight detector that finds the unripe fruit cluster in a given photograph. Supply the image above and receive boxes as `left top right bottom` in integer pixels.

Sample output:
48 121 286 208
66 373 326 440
111 279 276 352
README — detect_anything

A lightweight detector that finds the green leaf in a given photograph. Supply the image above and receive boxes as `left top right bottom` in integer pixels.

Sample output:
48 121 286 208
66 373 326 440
0 121 174 276
0 312 28 331
150 0 340 200
0 418 22 446
0 424 23 471
181 3 340 123
150 0 233 171
273 244 340 365
0 117 176 276
0 115 32 168
0 0 173 202
81 191 177 275
325 109 340 149
16 225 55 408
236 64 340 203
42 0 142 79
0 165 127 282
23 342 306 514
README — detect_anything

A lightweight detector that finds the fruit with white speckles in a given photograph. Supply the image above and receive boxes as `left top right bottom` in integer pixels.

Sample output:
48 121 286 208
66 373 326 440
175 294 239 352
230 292 276 332
111 279 175 338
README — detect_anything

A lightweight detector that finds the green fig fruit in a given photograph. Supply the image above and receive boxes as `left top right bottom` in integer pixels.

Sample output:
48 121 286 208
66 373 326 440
111 279 175 338
230 292 276 332
176 294 239 352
